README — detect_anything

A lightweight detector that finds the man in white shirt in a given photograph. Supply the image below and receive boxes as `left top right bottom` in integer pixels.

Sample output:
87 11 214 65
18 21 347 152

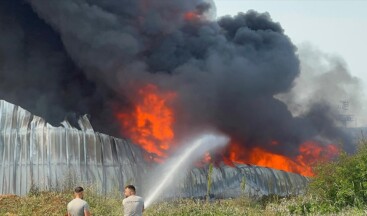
123 185 144 216
67 186 91 216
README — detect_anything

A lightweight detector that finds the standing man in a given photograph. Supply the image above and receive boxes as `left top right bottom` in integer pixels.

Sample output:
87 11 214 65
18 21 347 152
67 186 91 216
123 185 144 216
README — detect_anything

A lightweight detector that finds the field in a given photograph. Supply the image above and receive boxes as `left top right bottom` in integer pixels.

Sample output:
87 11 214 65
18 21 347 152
0 191 365 215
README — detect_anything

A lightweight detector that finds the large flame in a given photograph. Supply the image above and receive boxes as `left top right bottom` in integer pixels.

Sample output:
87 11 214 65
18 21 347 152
227 141 339 176
116 84 176 162
117 85 339 176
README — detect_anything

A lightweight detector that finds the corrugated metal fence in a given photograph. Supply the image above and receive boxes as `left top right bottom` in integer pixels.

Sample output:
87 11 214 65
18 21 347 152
175 164 309 198
0 100 146 195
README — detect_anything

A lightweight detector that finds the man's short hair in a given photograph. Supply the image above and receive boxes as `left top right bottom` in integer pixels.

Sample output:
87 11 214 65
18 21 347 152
125 185 136 192
74 186 84 193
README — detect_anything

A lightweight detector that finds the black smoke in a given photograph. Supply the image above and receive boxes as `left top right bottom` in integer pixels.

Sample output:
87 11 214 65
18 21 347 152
0 0 123 132
0 0 354 158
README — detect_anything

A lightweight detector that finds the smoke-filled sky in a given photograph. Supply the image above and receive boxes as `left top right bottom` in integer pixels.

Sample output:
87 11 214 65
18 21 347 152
0 0 360 159
216 0 367 127
216 0 367 87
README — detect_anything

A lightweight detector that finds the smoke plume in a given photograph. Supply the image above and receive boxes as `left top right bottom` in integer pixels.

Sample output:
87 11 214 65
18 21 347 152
0 0 358 160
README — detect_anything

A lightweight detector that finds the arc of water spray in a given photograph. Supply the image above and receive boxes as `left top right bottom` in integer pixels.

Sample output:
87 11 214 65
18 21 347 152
144 133 229 208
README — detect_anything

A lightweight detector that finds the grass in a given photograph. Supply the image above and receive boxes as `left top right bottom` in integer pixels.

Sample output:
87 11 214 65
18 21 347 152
1 191 366 215
0 187 121 216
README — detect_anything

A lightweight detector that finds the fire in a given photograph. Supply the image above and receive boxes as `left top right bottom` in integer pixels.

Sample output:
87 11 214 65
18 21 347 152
248 147 313 176
296 141 340 168
227 141 339 176
116 85 339 176
117 84 176 162
194 152 213 167
184 11 200 21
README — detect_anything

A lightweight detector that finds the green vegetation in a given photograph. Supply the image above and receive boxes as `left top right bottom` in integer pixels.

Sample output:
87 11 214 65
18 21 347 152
241 176 246 195
288 140 367 214
1 192 365 216
0 187 121 216
0 193 282 216
2 141 367 215
206 162 214 202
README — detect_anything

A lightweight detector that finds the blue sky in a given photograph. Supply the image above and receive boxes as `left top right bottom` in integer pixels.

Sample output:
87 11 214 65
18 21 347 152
214 0 367 90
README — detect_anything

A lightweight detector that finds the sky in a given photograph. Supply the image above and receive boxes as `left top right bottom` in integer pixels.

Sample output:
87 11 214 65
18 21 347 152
214 0 367 92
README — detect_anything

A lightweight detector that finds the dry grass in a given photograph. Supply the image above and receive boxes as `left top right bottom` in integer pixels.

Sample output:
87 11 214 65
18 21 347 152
0 192 366 215
0 192 69 215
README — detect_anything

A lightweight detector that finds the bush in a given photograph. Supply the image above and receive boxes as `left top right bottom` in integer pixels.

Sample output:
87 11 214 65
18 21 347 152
291 140 367 213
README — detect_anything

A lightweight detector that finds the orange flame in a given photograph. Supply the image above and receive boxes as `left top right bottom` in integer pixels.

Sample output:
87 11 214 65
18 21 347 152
194 152 213 167
227 141 339 176
184 11 200 21
116 85 339 176
203 152 212 163
117 84 176 162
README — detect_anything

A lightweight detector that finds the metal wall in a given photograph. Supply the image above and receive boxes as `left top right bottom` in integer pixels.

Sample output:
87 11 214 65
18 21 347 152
0 100 147 195
176 164 309 198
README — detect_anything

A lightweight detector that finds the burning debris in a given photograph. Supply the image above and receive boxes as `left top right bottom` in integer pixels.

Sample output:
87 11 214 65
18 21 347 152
0 0 357 176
